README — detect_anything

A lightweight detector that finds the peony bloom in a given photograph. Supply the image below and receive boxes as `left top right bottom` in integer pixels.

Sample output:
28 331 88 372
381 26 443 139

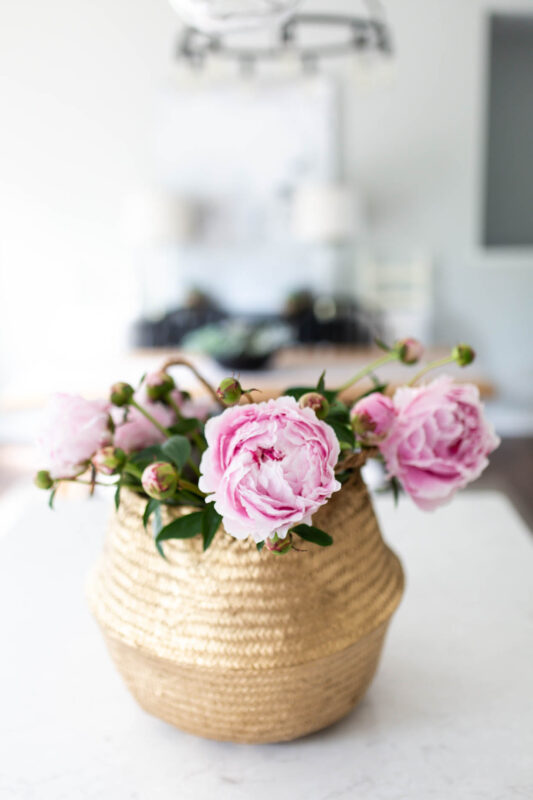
199 397 341 542
379 376 500 511
38 393 111 479
350 393 395 442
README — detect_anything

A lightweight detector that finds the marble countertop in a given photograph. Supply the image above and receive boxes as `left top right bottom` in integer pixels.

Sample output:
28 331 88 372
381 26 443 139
0 489 532 799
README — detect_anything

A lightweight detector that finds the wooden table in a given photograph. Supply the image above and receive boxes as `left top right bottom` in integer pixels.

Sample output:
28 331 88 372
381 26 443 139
133 346 496 403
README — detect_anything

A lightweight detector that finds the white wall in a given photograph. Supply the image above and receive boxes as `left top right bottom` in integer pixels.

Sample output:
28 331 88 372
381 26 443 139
1 0 532 406
0 0 178 388
333 0 533 407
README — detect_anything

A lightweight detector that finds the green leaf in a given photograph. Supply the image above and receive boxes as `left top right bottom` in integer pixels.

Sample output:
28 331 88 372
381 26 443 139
283 386 338 403
325 418 355 449
143 498 161 530
391 476 402 507
161 435 191 471
292 524 333 547
114 483 121 511
335 470 353 484
256 541 265 552
325 400 350 424
202 503 222 551
173 490 205 507
128 445 163 469
169 417 203 435
316 370 326 393
48 488 57 510
155 510 204 558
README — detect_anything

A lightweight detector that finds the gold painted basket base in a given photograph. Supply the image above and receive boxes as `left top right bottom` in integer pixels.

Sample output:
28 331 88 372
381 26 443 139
88 474 404 744
99 621 390 744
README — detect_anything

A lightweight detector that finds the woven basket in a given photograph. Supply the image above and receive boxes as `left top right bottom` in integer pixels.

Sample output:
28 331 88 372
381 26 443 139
88 470 404 743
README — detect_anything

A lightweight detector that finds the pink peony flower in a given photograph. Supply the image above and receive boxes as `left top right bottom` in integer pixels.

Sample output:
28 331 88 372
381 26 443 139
350 393 395 442
199 397 341 542
112 397 175 453
38 394 111 479
379 376 500 511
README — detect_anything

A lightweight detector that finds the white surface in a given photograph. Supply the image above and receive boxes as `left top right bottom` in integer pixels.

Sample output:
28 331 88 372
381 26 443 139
0 489 532 799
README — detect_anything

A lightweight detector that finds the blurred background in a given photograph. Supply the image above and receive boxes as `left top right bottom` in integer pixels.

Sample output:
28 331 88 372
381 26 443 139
1 0 532 518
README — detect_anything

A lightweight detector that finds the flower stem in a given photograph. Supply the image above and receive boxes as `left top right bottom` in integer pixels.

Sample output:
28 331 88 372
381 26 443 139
337 352 399 394
62 477 118 487
160 356 225 407
187 459 200 477
192 432 207 453
122 462 143 480
131 400 171 438
179 478 206 498
408 355 456 386
167 394 183 420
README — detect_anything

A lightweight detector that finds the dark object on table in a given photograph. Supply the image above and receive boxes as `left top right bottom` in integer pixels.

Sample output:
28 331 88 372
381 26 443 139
131 290 226 348
182 319 292 371
284 290 379 345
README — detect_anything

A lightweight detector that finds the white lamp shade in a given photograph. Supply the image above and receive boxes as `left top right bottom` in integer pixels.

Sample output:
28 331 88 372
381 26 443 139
291 182 362 244
168 0 301 34
120 189 197 247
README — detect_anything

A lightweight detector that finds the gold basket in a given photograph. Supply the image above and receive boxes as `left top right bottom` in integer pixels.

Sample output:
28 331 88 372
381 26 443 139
87 471 404 743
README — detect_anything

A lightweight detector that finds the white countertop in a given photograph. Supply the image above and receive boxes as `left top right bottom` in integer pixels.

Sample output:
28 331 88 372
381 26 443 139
0 488 532 799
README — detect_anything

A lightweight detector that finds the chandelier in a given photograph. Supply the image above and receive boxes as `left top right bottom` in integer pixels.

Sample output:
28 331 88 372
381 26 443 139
170 2 392 72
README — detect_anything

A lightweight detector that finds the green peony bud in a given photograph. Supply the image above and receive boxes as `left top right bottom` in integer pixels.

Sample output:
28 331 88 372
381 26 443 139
265 533 292 555
141 461 179 500
110 382 134 407
217 377 243 406
452 344 476 367
34 470 54 490
92 446 126 476
298 392 330 420
145 370 175 402
396 338 424 365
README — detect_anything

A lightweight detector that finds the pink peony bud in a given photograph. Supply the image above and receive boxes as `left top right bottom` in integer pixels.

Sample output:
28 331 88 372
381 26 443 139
452 343 476 367
145 371 175 402
265 533 292 555
298 392 330 420
216 377 242 406
396 338 424 365
92 446 126 476
350 393 395 442
110 382 134 407
34 470 54 490
141 462 178 500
